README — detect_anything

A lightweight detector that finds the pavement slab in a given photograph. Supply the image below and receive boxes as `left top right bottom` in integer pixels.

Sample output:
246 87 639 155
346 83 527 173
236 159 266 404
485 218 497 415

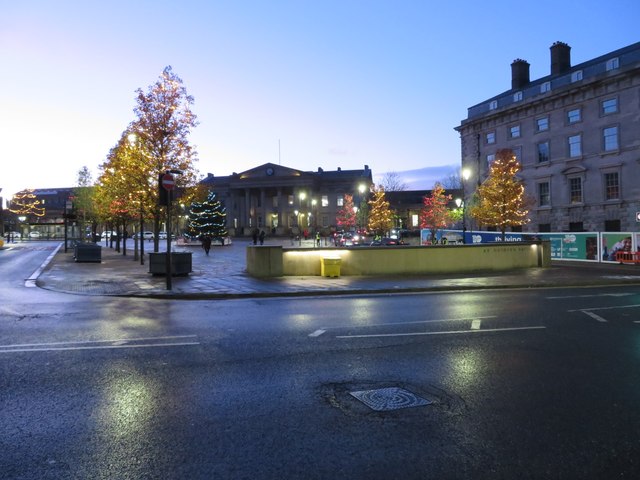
28 238 640 299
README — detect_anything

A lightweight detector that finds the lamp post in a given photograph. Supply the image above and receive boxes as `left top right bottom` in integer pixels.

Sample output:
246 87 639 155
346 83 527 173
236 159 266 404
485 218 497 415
356 183 366 231
128 134 147 265
461 167 471 244
163 169 183 290
353 206 358 231
455 198 463 244
311 198 317 232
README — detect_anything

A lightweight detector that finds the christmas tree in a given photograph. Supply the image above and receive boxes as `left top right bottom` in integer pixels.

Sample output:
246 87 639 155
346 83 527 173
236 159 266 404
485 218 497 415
469 149 531 240
335 194 356 230
420 183 452 244
187 191 228 242
367 185 393 236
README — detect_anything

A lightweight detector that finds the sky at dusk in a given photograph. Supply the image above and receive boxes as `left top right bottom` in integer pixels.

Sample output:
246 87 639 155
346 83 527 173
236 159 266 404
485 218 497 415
1 0 638 202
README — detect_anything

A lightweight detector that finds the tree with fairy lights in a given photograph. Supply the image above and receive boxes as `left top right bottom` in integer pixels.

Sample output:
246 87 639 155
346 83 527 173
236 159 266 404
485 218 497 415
9 189 45 217
367 185 393 236
420 183 452 244
187 191 227 244
469 148 531 241
335 194 356 231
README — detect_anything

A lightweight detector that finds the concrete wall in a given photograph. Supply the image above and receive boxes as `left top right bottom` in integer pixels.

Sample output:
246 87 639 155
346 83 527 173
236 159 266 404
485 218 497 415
247 241 551 277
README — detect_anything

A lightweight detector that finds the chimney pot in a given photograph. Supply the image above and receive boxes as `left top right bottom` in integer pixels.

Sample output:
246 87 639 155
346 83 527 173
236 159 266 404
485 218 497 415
511 59 530 89
550 41 571 75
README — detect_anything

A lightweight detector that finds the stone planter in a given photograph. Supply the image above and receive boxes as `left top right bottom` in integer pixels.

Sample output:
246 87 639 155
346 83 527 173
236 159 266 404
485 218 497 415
148 252 192 276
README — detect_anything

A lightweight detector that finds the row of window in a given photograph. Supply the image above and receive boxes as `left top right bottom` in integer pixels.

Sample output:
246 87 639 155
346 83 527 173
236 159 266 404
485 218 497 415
485 98 619 145
486 125 620 164
489 57 620 110
276 194 346 208
537 172 619 207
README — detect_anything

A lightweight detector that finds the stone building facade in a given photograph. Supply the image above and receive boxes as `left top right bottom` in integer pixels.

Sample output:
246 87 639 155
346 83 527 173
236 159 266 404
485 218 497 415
200 162 373 236
455 41 640 232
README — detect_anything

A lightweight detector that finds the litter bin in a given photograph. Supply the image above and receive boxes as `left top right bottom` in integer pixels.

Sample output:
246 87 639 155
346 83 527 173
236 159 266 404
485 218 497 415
74 243 102 262
321 257 341 277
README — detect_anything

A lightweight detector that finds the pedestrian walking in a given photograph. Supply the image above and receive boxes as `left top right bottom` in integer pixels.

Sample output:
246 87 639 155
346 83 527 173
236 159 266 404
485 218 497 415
252 228 259 245
259 230 265 245
316 232 321 247
202 235 212 256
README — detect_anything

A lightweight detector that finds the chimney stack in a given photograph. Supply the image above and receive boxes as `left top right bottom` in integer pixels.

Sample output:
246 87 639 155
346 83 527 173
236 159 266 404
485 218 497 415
550 41 571 75
511 59 530 89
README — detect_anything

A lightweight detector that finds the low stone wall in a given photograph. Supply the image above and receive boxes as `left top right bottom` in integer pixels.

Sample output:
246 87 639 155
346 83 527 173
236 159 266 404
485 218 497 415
246 241 551 277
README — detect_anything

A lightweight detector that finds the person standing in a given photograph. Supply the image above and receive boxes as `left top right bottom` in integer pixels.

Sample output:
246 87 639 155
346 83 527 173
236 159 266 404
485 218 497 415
259 230 265 245
202 235 212 256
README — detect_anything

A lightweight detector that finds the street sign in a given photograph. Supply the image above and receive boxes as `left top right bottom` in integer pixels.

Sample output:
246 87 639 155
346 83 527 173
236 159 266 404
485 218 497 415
162 173 175 191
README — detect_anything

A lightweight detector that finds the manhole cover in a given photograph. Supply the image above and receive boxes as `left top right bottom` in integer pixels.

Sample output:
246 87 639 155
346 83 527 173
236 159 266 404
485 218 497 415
349 387 433 411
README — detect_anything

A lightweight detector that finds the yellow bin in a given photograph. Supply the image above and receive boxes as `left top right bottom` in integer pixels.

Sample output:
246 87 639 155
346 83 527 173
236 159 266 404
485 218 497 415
321 257 341 277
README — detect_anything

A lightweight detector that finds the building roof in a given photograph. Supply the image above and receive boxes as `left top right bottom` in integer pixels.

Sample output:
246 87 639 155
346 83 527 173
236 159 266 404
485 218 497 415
201 163 372 187
459 41 640 125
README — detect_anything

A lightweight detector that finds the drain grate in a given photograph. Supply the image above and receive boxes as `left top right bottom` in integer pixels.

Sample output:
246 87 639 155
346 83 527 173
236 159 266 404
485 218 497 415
349 387 433 411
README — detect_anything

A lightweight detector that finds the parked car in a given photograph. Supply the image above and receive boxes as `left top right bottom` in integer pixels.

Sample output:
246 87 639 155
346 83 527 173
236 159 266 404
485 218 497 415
158 232 175 240
29 231 41 238
101 231 115 239
7 231 21 240
370 237 405 246
133 231 154 240
334 232 367 247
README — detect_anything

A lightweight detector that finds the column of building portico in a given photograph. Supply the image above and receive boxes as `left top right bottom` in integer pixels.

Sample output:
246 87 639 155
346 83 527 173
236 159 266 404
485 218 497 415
260 188 266 230
277 188 283 234
244 188 251 233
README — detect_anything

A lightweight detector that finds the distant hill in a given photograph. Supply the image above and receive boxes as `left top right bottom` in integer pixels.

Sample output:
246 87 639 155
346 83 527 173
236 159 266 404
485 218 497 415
374 164 459 190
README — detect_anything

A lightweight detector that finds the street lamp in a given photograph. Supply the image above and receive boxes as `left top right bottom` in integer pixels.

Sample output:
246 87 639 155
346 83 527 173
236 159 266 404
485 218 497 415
311 198 317 231
461 167 471 244
356 183 367 232
353 206 358 231
128 134 147 266
164 168 183 290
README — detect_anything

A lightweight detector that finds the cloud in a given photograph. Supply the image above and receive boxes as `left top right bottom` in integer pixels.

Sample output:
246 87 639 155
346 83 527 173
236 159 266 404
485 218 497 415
375 164 459 190
328 147 349 156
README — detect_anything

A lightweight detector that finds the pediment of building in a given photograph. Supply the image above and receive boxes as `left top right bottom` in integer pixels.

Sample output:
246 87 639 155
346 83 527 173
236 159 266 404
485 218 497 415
237 163 304 179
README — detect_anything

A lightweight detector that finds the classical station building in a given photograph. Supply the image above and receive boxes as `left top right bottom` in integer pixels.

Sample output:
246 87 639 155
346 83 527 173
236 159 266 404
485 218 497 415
200 162 373 236
456 41 640 232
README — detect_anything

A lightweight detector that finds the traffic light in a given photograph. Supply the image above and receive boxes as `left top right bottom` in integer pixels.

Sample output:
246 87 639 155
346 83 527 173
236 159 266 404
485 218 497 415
158 173 169 206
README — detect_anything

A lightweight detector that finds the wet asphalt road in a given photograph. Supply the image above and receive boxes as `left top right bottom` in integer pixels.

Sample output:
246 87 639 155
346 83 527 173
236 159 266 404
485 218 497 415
2 243 640 479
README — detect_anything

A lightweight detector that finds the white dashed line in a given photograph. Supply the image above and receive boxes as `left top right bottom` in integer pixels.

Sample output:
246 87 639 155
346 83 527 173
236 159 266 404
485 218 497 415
336 325 546 339
580 310 608 323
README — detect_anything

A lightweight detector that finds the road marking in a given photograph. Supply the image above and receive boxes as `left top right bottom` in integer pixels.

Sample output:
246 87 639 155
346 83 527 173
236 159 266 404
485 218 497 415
0 335 199 353
25 242 63 287
0 306 23 317
336 325 546 339
547 293 634 299
568 304 640 313
309 315 497 337
471 319 482 330
580 311 608 323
